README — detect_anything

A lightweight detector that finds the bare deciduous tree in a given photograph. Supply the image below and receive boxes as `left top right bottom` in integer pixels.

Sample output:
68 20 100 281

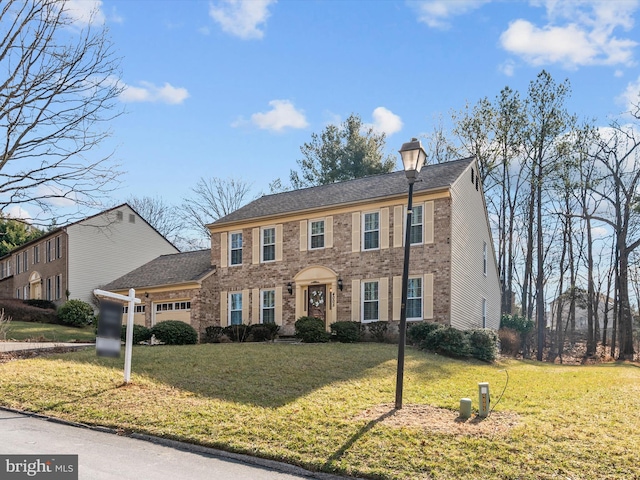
127 195 183 246
0 0 123 225
181 177 252 240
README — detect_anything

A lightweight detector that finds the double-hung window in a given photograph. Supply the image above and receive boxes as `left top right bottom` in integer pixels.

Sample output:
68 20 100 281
410 205 423 245
230 232 243 266
310 220 325 249
229 292 243 325
33 245 39 264
362 281 379 322
262 227 275 262
406 277 423 320
261 290 275 324
483 241 488 276
363 212 380 250
22 251 28 272
16 254 21 274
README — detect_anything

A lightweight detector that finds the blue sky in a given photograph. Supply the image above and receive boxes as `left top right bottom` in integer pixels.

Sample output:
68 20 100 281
54 0 640 210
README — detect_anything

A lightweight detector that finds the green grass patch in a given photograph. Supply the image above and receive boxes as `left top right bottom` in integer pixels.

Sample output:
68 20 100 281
2 321 95 342
0 343 638 479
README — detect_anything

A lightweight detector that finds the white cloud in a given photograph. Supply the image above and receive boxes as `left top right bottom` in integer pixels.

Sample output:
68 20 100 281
616 76 640 112
119 81 190 105
498 59 516 76
366 107 403 136
500 1 639 69
4 205 32 222
591 226 609 239
412 0 490 29
63 0 106 25
250 100 308 132
209 0 276 40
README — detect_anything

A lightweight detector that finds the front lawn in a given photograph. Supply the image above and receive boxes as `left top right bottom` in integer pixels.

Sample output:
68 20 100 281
2 321 95 343
0 343 638 479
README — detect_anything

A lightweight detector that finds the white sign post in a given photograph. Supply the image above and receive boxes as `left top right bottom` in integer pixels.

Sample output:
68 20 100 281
94 288 140 384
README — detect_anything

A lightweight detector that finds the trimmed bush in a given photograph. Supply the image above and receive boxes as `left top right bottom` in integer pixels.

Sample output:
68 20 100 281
120 324 152 344
466 328 499 362
0 299 58 323
366 321 389 343
150 320 197 345
295 316 330 343
249 323 280 342
223 324 250 342
57 299 95 327
407 321 443 347
330 321 362 343
204 326 225 343
428 326 471 358
23 299 56 310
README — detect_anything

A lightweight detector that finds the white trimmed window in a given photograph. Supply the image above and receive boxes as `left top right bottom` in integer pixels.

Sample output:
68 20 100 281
33 245 39 264
407 277 423 321
262 227 276 262
55 236 62 258
46 277 52 301
155 301 191 312
229 292 243 325
23 285 28 299
15 254 20 274
362 281 379 322
409 204 423 245
55 275 62 300
310 220 325 249
482 298 487 328
483 241 488 276
363 212 380 250
261 289 275 324
22 251 28 272
46 240 52 262
230 232 243 266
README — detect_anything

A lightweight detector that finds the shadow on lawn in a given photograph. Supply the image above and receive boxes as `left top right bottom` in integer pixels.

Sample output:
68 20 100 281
60 343 455 408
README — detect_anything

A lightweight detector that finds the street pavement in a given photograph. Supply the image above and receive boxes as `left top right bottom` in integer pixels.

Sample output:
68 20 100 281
0 409 348 480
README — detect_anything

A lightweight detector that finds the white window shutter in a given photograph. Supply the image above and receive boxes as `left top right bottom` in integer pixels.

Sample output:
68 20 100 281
325 216 333 248
380 207 389 249
276 224 283 261
220 291 228 327
425 201 434 244
424 273 434 320
379 277 389 321
392 276 402 321
351 279 361 322
352 213 360 252
393 206 403 248
300 220 308 252
252 228 259 265
220 233 228 268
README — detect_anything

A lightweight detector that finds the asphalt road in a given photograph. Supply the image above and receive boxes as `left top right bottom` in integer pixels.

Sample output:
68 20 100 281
0 409 346 480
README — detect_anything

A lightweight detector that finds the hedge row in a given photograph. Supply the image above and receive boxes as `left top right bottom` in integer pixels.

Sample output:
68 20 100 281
121 320 198 345
407 322 499 362
203 323 280 343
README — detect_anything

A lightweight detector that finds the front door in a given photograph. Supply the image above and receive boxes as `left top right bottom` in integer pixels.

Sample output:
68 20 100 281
308 285 326 324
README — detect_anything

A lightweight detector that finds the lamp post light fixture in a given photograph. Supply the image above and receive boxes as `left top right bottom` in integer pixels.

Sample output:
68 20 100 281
395 138 427 410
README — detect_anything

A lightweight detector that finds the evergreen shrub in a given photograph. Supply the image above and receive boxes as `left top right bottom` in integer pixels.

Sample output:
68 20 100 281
366 321 389 342
466 328 499 362
120 324 152 344
57 300 95 327
249 323 280 342
150 320 197 345
294 316 330 343
330 321 362 343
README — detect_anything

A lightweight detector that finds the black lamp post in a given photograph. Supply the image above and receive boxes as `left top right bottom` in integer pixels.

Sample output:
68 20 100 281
395 138 427 410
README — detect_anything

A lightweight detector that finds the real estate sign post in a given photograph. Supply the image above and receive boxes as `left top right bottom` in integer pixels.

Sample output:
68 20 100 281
93 288 140 383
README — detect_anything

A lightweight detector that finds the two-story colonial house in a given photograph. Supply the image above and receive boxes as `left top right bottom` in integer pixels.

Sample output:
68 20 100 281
0 204 179 307
105 156 500 338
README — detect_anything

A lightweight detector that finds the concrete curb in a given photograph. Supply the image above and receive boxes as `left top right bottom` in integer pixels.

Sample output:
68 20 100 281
0 406 360 480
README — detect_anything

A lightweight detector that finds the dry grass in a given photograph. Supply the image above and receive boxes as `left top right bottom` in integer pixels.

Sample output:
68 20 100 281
0 343 638 479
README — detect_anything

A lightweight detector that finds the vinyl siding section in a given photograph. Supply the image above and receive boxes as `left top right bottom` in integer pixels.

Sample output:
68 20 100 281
449 162 501 330
66 205 178 306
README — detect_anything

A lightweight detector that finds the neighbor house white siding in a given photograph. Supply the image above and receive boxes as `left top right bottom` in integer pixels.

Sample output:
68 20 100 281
449 162 501 330
66 205 178 306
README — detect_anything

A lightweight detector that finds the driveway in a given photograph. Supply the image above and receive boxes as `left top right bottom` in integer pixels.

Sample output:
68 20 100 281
0 342 94 352
0 409 349 480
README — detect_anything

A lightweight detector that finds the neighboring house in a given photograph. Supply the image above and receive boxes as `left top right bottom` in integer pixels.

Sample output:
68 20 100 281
102 249 216 327
0 204 179 307
548 292 615 331
102 157 500 339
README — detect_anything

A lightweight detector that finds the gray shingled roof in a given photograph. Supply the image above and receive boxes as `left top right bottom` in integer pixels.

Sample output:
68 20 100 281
102 249 214 291
213 157 474 226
